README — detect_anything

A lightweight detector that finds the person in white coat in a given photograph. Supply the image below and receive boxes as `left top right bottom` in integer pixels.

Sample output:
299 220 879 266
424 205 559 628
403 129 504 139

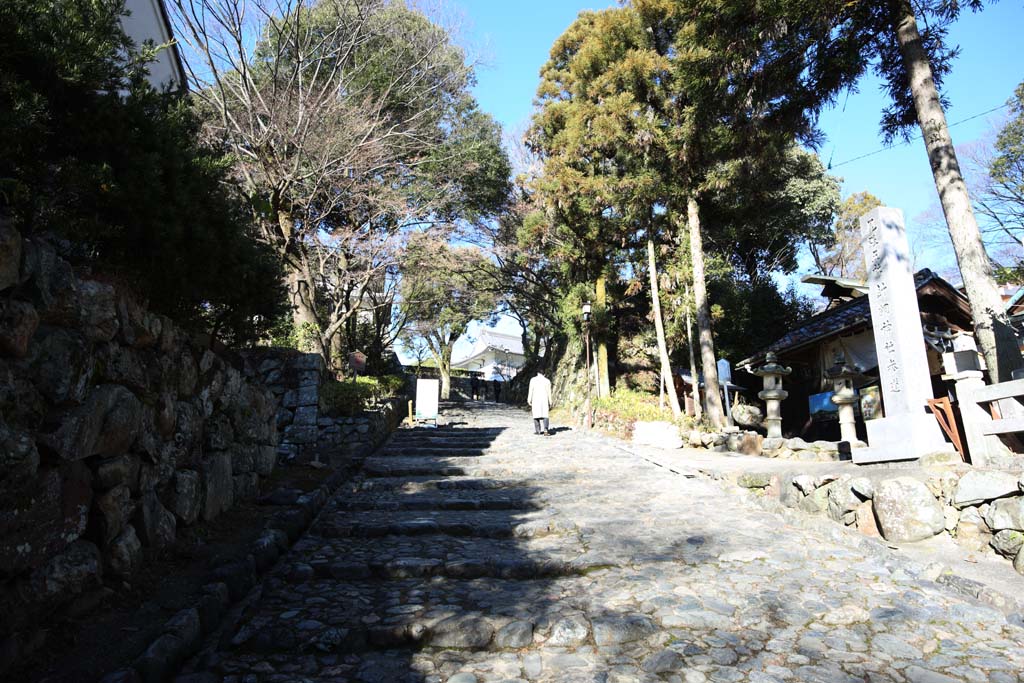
527 371 552 435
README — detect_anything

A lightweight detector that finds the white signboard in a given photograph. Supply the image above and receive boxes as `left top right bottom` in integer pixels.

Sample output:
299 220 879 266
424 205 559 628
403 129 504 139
415 379 440 422
717 358 732 384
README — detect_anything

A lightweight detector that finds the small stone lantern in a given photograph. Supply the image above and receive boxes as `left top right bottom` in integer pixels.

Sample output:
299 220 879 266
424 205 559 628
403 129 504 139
825 351 859 445
752 352 791 439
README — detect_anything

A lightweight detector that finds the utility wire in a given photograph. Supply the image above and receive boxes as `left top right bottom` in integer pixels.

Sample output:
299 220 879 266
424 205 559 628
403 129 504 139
827 102 1010 170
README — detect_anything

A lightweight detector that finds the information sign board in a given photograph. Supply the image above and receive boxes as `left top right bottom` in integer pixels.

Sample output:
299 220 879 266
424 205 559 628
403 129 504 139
415 379 439 423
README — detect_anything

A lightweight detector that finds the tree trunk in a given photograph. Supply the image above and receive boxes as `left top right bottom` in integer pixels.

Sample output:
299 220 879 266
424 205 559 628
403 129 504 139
286 268 318 330
892 0 1022 383
595 274 611 398
438 344 453 400
684 283 702 421
647 237 681 417
277 209 318 332
330 332 345 374
687 197 725 428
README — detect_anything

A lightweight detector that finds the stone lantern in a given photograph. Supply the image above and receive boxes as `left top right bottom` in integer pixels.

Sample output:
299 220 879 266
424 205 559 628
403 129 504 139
825 351 859 445
752 352 791 439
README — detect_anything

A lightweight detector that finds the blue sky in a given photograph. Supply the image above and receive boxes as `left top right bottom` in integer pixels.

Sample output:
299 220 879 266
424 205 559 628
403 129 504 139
436 1 1024 362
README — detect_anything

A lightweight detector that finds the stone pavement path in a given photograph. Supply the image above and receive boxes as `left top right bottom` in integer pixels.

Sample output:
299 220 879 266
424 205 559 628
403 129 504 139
181 403 1024 683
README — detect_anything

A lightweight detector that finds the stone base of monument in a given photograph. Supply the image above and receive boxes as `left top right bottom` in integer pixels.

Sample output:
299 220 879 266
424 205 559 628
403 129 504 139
853 414 954 464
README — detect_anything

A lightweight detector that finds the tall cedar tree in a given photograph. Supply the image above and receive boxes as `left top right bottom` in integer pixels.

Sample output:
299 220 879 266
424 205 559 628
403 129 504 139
674 0 1020 381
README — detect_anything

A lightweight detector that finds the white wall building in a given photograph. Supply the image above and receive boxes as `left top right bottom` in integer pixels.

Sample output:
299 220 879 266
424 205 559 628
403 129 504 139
121 0 186 91
451 330 526 381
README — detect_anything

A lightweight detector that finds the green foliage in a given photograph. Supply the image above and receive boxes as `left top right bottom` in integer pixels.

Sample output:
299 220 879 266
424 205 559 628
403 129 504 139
529 2 840 387
590 388 700 439
670 0 987 145
708 279 816 362
268 320 321 352
399 235 498 364
700 148 841 283
595 388 671 423
993 82 1024 188
319 375 407 417
809 191 883 280
0 0 285 344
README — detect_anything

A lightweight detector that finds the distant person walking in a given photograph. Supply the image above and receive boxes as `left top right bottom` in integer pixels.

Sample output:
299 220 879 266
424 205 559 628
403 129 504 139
470 374 480 401
527 371 552 435
492 378 502 403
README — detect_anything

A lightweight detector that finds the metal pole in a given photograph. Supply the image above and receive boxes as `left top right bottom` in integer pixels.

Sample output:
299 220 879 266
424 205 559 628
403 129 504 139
584 324 592 429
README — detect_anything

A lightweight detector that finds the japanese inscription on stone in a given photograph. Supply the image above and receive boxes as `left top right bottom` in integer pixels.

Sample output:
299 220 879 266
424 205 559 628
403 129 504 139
856 207 948 462
860 206 934 418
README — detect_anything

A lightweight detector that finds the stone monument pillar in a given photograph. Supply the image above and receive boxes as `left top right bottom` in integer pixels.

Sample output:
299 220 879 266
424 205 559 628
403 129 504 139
825 351 859 445
753 353 791 440
856 206 951 463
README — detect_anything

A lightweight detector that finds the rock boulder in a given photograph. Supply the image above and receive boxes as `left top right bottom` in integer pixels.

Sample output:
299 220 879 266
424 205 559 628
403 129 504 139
0 299 39 358
135 490 176 549
0 220 22 291
41 385 143 461
983 496 1024 531
172 470 201 525
27 539 102 606
200 452 233 521
0 464 92 575
106 526 142 578
953 470 1020 507
872 477 945 542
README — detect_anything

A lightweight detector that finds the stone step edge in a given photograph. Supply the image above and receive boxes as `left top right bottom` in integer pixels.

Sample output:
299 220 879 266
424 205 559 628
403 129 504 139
329 499 545 512
277 555 617 582
229 610 660 656
99 450 391 682
314 517 577 540
374 450 493 457
357 478 536 491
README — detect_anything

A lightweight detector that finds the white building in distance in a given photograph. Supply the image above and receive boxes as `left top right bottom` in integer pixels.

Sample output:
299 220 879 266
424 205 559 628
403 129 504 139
451 330 526 381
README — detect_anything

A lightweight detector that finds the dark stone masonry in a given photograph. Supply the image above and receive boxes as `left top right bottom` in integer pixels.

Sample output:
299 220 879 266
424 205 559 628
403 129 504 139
0 223 280 665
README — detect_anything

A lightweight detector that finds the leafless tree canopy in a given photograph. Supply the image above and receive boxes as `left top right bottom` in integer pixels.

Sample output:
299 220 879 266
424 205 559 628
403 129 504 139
168 0 505 365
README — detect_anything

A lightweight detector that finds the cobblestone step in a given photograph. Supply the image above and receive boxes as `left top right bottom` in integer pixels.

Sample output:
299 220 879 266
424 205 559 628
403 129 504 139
279 554 603 582
361 459 533 478
314 509 573 539
376 447 491 457
357 476 535 492
226 575 650 657
362 461 471 478
330 494 544 512
388 428 504 442
284 533 592 578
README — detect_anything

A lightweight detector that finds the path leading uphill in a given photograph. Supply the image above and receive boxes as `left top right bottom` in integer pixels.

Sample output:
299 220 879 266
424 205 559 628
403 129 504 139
180 402 1024 683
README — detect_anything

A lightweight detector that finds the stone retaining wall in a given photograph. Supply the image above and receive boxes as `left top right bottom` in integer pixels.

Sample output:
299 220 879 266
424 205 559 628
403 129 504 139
241 349 409 462
239 349 324 462
733 462 1024 575
0 225 278 661
318 397 407 458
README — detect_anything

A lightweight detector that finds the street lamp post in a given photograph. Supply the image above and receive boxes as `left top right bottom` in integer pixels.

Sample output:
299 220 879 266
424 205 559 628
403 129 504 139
582 302 592 429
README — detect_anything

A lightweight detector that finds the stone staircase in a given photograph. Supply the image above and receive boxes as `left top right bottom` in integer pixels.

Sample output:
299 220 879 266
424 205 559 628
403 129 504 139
174 405 1024 683
185 417 632 682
